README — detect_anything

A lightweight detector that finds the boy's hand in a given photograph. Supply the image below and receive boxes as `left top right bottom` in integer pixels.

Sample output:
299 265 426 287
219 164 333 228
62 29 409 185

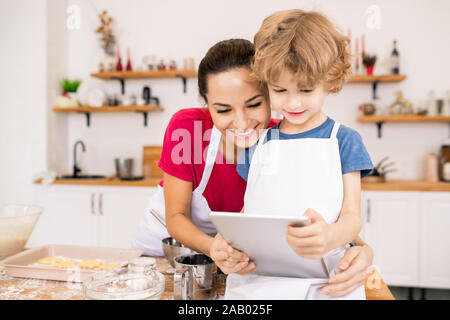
209 233 256 274
286 208 334 260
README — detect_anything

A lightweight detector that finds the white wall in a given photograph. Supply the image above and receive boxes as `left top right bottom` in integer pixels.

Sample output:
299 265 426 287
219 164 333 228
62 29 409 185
63 0 450 179
1 0 450 206
0 0 48 206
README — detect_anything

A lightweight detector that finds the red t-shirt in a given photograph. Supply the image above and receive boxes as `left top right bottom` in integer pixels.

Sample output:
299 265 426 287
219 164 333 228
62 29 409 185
158 107 280 212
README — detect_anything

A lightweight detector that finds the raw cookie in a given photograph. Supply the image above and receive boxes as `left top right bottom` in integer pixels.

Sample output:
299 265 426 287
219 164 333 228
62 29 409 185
37 257 62 265
53 261 75 269
98 263 120 271
79 260 102 269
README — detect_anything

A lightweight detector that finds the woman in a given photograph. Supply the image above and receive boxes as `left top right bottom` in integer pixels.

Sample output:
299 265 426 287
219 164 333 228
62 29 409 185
132 39 373 297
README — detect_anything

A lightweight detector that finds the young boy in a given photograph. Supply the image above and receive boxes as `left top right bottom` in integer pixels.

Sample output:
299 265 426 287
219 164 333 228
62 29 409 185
227 10 373 299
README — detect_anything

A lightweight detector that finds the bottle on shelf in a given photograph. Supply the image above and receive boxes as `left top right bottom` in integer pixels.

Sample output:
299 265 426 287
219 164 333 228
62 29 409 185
391 40 400 74
126 47 132 71
116 44 123 71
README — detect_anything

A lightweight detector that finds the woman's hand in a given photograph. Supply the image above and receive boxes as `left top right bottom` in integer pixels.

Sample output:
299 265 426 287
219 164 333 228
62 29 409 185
321 244 374 297
209 233 255 274
286 208 334 259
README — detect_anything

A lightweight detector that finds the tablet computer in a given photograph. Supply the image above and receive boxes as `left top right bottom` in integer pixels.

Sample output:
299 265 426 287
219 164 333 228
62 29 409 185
209 211 329 279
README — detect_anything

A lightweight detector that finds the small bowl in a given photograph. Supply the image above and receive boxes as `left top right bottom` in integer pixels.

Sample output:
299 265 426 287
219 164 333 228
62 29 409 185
162 237 195 267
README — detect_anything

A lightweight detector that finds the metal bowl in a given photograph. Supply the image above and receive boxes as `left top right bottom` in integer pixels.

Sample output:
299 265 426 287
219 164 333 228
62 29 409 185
162 237 194 267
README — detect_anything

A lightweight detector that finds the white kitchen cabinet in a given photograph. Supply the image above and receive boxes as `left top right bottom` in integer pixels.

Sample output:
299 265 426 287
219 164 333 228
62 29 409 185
419 192 450 289
27 185 158 249
27 185 98 247
361 191 421 287
97 186 158 248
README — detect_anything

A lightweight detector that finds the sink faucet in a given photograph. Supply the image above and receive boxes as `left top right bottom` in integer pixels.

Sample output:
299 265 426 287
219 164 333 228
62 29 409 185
73 140 86 177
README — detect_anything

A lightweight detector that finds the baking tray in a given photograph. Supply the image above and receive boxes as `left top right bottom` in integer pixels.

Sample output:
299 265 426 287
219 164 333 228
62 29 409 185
0 244 142 282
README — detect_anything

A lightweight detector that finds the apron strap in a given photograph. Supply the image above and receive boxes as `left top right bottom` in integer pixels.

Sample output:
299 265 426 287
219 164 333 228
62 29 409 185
194 126 221 194
330 122 340 139
257 129 269 147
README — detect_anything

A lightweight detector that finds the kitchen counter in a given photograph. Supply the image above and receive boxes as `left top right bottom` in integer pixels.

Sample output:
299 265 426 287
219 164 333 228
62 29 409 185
35 178 450 192
34 177 162 187
0 256 394 300
362 180 450 192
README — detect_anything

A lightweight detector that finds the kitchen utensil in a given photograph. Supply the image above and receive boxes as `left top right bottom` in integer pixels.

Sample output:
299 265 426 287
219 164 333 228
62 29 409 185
162 237 194 268
114 158 133 179
142 146 163 178
119 176 144 181
0 244 142 282
128 257 156 274
82 267 165 300
86 87 106 107
174 253 217 300
439 145 450 182
0 205 43 259
425 153 439 182
367 156 396 180
143 86 151 105
150 209 166 227
151 209 195 267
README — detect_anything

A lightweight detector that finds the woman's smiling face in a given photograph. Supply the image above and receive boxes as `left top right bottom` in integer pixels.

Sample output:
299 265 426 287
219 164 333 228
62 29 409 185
206 67 271 150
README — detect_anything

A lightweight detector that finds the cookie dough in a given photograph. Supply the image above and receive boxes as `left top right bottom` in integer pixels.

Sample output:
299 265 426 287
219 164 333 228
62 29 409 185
37 257 62 265
98 263 120 271
79 260 102 269
53 261 75 269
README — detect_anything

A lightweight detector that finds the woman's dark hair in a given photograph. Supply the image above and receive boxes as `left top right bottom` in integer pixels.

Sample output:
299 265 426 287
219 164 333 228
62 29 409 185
198 39 255 103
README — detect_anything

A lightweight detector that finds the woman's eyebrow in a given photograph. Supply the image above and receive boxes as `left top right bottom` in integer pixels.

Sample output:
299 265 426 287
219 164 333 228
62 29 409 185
245 94 262 103
212 102 231 107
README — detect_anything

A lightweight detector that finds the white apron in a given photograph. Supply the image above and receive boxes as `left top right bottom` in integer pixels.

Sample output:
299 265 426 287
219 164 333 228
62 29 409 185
225 121 365 300
131 126 221 256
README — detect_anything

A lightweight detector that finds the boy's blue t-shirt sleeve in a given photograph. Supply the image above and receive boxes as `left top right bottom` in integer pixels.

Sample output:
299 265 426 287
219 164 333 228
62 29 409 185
337 127 374 178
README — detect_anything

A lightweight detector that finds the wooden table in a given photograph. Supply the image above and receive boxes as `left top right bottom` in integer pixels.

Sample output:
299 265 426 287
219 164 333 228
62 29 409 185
0 257 393 300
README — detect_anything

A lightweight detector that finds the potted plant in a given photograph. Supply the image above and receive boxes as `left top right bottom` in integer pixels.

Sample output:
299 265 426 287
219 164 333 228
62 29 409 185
56 78 82 107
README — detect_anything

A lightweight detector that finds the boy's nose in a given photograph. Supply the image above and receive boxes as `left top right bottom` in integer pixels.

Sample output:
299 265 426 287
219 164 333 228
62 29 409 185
287 96 303 110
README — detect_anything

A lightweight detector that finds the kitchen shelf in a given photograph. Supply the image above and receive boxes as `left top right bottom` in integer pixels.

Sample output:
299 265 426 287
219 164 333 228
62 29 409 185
347 74 407 83
347 74 407 100
53 105 164 127
90 69 197 94
358 115 450 138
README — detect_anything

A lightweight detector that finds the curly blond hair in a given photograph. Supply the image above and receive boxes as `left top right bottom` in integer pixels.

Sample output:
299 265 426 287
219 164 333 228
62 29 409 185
252 9 352 93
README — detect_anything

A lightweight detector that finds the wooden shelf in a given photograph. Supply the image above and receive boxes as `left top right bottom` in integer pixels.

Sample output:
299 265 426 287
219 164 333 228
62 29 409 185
358 115 450 138
90 69 197 94
52 105 163 113
358 115 450 123
347 74 407 83
347 74 407 101
53 105 164 127
90 69 197 79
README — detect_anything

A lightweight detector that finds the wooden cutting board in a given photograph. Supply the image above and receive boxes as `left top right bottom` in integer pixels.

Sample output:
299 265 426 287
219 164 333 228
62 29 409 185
142 146 163 179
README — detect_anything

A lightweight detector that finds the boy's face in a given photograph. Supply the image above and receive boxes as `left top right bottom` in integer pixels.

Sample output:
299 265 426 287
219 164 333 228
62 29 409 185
268 68 328 128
